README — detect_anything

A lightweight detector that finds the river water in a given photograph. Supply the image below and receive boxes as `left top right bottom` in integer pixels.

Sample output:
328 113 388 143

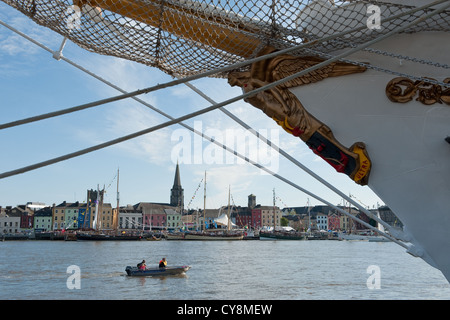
1 239 449 300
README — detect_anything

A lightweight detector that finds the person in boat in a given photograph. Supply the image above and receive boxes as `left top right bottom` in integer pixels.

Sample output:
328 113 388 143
137 260 146 270
159 258 167 269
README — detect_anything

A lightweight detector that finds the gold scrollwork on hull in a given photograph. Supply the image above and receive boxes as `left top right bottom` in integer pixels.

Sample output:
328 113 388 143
386 77 450 105
228 46 372 185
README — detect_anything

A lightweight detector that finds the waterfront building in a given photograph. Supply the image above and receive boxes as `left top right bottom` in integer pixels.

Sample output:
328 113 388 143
185 208 227 230
34 207 53 232
118 205 143 230
53 201 85 230
25 202 46 210
284 214 303 231
11 205 35 230
376 206 403 228
166 208 182 230
65 202 80 230
77 205 91 230
136 202 169 230
233 206 252 228
316 213 328 230
80 188 118 230
353 211 373 230
184 208 225 230
0 210 21 234
53 202 67 230
328 213 340 231
251 207 262 229
181 211 197 230
199 208 221 230
0 205 34 232
339 214 351 231
52 199 116 231
281 206 312 216
96 203 115 230
248 194 256 209
252 205 281 229
231 195 256 228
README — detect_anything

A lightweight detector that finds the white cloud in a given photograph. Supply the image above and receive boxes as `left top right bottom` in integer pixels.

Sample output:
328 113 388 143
103 104 173 165
0 9 61 55
191 164 258 209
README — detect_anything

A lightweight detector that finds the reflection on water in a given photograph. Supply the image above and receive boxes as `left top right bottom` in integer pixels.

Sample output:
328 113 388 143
1 240 449 299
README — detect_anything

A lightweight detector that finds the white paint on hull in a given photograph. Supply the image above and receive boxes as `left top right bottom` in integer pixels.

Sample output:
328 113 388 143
289 31 450 280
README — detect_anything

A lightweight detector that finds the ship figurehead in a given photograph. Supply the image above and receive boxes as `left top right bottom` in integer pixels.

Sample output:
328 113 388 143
228 46 371 185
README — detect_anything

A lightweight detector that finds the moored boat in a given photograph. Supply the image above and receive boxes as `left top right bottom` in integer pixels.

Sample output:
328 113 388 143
184 231 244 240
0 233 29 241
64 232 78 241
243 230 260 240
34 231 64 240
125 265 191 277
306 232 331 241
76 232 142 241
165 232 186 240
259 230 304 240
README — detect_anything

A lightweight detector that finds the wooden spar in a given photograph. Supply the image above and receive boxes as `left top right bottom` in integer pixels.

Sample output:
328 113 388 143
75 0 264 58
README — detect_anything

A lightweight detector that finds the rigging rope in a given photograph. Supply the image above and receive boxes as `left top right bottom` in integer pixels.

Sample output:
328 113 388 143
184 79 394 231
1 0 447 130
1 45 375 179
186 178 203 210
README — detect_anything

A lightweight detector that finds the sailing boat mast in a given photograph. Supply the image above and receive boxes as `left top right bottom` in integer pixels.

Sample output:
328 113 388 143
307 198 311 235
93 184 99 230
348 194 353 234
203 171 206 232
227 185 231 231
273 188 276 231
116 167 119 232
116 168 119 213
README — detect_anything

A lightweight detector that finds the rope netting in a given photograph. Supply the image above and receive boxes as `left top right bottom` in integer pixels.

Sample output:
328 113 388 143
2 0 449 78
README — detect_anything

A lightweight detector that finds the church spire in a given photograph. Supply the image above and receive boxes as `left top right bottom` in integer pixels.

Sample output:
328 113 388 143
170 162 184 209
173 161 181 188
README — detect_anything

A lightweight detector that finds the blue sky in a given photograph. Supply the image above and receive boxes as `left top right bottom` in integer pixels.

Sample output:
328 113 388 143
0 2 383 210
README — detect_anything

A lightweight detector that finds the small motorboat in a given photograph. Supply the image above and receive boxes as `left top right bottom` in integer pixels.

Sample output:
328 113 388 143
125 265 191 277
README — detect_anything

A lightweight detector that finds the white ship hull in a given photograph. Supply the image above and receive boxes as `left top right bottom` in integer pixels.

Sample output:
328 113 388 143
289 31 450 280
